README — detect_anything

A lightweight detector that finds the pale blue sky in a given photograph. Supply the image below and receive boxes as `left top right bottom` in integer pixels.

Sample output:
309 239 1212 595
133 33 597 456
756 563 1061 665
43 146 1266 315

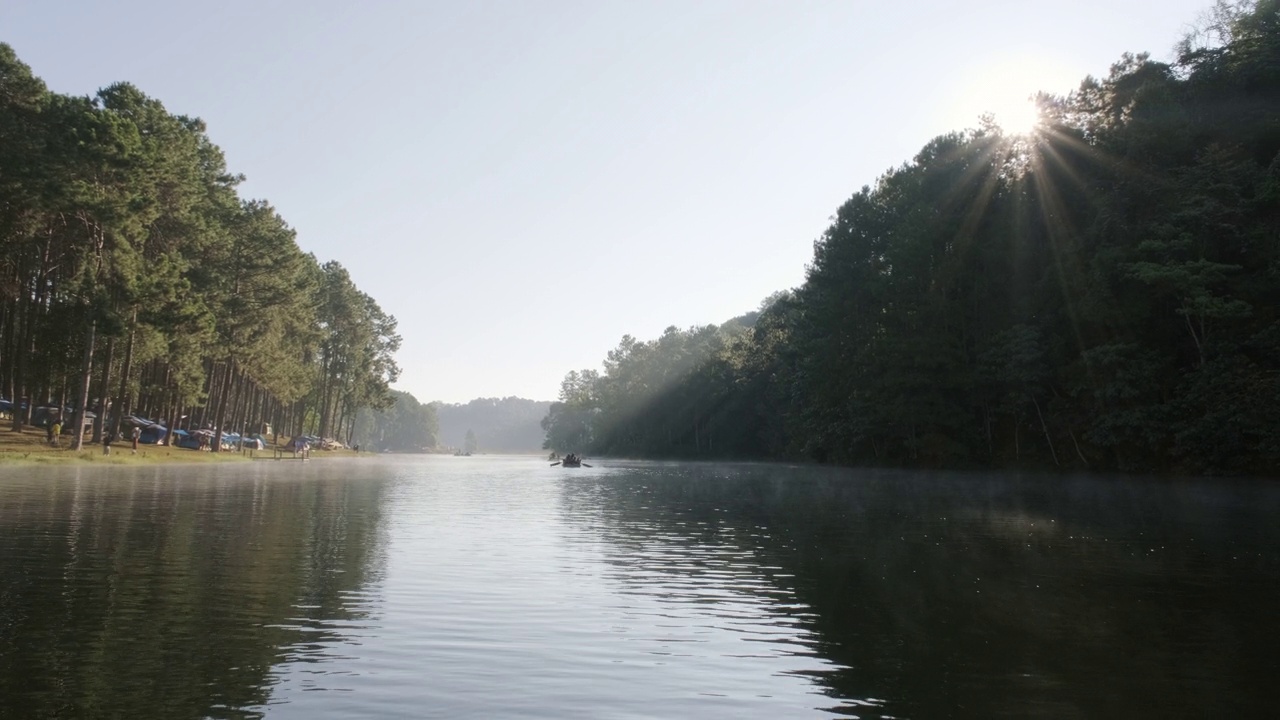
4 0 1209 402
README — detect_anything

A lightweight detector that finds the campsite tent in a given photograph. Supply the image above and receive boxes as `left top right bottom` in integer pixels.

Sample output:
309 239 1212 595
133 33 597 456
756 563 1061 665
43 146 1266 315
127 415 168 444
139 425 168 444
172 429 199 449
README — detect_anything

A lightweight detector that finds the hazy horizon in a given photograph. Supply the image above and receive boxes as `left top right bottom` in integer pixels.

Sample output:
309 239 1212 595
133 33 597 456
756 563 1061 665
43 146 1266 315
4 0 1211 403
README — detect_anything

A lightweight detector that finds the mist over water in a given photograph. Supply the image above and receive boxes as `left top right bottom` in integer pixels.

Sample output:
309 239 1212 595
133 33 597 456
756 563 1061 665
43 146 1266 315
1 457 1275 718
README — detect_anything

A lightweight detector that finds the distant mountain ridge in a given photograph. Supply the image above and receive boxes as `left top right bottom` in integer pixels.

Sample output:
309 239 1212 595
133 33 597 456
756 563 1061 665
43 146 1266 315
433 397 551 453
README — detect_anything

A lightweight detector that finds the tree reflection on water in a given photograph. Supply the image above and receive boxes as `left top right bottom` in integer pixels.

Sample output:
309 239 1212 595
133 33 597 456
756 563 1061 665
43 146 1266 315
557 463 1280 718
0 466 388 719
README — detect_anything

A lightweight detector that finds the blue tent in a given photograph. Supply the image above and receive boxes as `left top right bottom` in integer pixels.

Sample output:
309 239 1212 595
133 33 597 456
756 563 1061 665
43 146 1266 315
139 425 168 444
172 429 201 450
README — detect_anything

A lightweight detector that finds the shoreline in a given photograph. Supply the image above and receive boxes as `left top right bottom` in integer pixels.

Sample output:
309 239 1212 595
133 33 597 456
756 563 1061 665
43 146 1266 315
0 427 360 467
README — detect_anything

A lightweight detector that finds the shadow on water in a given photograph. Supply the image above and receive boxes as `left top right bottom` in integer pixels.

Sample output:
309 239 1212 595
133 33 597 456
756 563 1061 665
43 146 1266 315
0 464 389 720
558 462 1280 718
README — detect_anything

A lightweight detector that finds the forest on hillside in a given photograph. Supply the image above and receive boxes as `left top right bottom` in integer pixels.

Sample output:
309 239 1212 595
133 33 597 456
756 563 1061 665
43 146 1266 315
0 45 400 448
437 397 551 453
543 0 1280 474
350 389 438 452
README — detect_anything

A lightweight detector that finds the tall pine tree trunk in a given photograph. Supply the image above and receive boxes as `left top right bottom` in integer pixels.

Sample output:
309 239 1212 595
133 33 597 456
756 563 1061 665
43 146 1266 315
212 359 235 451
94 335 116 443
11 277 37 431
72 319 96 451
111 309 138 439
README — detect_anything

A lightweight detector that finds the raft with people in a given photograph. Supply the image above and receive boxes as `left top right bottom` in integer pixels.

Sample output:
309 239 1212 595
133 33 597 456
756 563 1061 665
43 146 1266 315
551 453 589 468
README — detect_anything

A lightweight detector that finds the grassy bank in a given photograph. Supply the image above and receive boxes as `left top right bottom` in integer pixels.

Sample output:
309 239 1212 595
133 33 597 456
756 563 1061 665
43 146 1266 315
0 427 359 466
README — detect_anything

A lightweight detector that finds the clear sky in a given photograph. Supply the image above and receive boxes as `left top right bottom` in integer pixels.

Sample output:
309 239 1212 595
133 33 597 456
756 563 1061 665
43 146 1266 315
3 0 1211 402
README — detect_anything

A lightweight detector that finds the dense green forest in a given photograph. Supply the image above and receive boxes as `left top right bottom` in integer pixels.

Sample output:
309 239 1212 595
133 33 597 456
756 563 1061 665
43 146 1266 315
0 45 401 448
544 0 1280 474
436 397 552 452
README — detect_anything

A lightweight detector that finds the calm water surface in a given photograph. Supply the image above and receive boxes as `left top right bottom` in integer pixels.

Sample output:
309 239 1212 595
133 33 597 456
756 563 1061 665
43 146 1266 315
1 457 1276 718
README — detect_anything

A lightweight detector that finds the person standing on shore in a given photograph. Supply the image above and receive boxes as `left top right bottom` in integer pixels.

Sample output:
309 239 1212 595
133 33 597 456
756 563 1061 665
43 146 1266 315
50 420 61 447
102 431 112 456
131 426 140 454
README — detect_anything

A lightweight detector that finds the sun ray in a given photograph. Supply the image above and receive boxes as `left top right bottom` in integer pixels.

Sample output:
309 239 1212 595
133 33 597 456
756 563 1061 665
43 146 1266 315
1026 135 1094 364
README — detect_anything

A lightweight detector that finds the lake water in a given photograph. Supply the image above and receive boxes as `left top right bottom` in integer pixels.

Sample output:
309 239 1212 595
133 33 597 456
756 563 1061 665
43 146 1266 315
0 456 1276 718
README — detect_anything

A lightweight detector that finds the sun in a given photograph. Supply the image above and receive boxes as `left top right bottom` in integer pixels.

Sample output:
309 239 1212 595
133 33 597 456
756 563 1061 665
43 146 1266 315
943 54 1074 137
990 95 1041 136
